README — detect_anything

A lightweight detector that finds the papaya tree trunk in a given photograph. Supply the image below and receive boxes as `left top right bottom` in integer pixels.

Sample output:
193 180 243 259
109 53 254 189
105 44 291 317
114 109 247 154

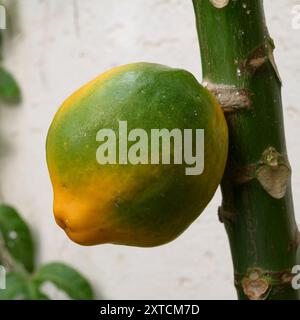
193 0 300 300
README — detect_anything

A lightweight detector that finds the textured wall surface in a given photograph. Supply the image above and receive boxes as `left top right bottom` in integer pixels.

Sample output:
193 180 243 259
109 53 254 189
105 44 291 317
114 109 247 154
0 0 299 299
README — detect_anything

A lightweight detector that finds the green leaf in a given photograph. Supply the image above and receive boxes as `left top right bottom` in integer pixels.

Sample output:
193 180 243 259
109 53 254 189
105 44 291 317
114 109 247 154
0 204 35 272
26 281 50 300
0 66 21 103
0 273 49 300
0 272 28 300
33 262 94 300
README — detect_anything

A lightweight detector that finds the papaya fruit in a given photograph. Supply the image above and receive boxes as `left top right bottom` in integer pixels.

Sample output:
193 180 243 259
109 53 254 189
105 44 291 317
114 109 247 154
46 63 228 247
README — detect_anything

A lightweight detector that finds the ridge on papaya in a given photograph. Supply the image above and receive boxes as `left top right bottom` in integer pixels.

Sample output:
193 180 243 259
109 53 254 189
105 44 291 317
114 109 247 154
96 120 204 176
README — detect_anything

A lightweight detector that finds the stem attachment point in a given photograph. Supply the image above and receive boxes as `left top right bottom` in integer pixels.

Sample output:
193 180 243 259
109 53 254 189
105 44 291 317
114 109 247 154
233 147 291 199
241 269 271 300
257 147 291 199
203 81 252 113
209 0 230 9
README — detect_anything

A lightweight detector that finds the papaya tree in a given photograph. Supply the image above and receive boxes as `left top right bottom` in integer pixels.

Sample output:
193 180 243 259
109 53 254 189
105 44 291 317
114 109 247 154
193 0 299 299
46 0 299 300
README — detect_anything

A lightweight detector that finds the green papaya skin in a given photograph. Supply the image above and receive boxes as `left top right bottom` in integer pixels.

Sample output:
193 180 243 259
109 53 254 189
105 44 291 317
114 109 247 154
46 63 228 247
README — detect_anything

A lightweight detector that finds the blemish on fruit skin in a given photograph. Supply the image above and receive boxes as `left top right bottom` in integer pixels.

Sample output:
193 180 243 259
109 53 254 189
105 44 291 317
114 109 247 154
209 0 230 9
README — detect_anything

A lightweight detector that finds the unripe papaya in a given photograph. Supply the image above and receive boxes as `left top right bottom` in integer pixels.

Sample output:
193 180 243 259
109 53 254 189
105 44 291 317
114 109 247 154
46 63 228 247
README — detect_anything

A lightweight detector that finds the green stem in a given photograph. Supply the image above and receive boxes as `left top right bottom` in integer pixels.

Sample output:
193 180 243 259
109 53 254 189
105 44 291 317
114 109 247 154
193 0 299 300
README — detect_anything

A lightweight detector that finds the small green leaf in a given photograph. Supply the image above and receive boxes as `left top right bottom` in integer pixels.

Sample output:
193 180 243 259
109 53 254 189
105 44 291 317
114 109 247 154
26 281 50 300
33 262 94 300
0 66 21 103
0 272 27 300
0 204 35 272
0 273 49 300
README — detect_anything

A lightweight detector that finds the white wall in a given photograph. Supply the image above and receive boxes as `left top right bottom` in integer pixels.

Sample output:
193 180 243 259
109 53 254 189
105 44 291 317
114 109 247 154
0 0 299 299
